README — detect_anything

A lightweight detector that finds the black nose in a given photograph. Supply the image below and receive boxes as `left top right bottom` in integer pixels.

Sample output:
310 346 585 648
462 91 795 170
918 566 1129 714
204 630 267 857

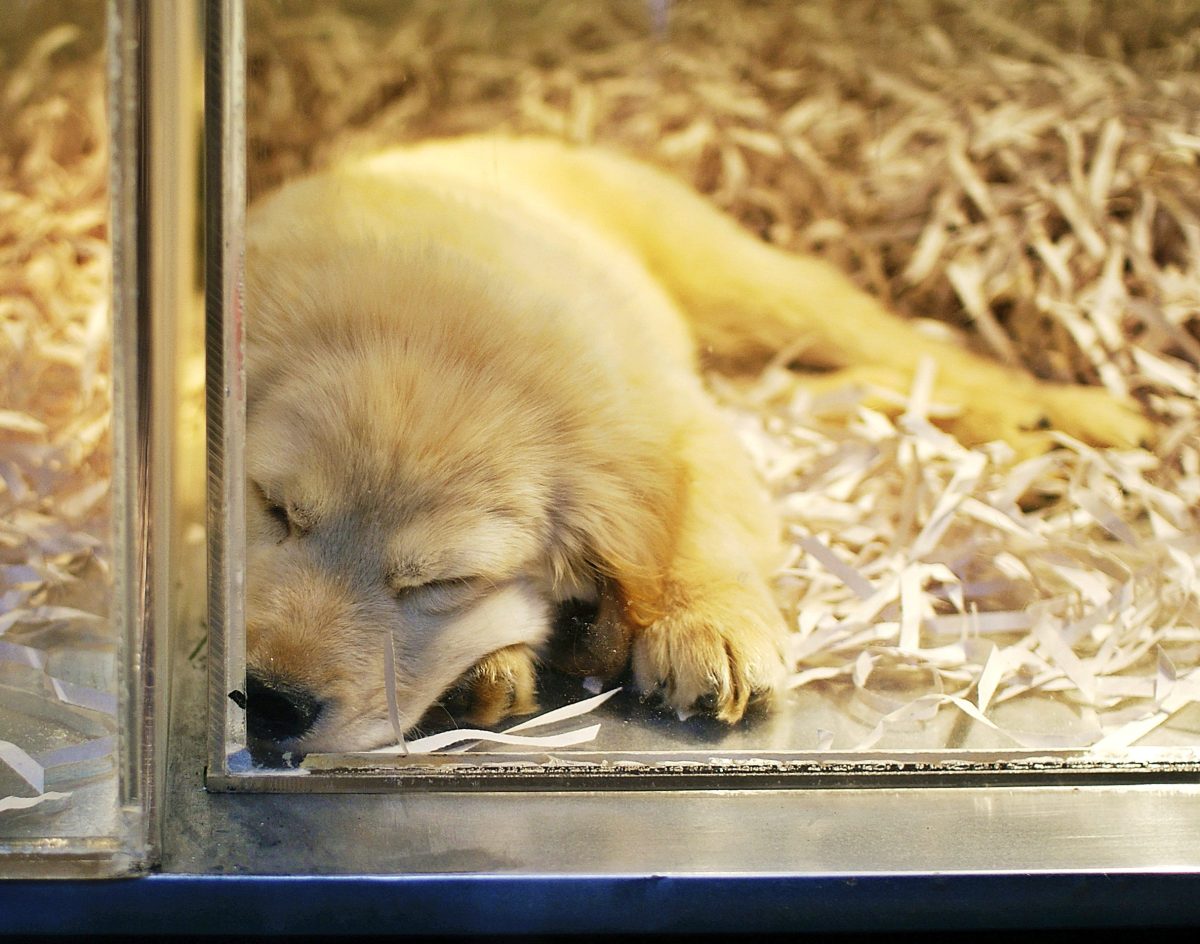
244 673 324 743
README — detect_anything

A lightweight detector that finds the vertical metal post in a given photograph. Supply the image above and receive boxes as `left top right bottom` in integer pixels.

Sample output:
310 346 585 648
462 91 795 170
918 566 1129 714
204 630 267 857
145 0 200 849
205 0 247 780
106 0 144 823
108 0 199 860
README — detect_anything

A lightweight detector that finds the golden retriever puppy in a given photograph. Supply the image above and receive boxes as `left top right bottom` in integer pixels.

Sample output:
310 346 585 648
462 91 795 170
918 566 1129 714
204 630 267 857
242 136 1150 753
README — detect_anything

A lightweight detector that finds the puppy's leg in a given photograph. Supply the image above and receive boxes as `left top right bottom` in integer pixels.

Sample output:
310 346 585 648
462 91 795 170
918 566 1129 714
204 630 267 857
544 579 635 681
626 409 789 723
616 162 1154 453
431 138 1152 453
797 362 1140 458
447 643 539 727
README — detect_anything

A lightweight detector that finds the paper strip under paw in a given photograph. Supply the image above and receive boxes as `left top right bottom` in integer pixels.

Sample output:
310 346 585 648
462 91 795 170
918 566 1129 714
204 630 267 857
369 688 622 755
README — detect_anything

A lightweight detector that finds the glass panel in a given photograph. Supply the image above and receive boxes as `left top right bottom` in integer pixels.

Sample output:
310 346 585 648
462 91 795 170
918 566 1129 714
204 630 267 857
1 0 195 874
214 0 1200 788
0 0 127 862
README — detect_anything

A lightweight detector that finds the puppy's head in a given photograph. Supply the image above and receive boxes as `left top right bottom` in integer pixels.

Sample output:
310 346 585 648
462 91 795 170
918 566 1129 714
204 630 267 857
241 240 679 754
242 347 567 753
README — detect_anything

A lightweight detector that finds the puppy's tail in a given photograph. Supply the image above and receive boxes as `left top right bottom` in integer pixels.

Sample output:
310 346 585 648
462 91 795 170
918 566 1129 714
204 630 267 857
417 136 961 378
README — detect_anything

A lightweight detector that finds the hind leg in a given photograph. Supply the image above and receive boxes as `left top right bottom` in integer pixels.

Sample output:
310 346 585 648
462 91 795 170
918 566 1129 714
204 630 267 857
425 138 1152 454
801 360 1152 457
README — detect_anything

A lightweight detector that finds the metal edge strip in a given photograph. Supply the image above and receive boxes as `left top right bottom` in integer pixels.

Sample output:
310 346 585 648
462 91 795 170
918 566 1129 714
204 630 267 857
105 0 147 836
204 0 247 783
208 753 1200 794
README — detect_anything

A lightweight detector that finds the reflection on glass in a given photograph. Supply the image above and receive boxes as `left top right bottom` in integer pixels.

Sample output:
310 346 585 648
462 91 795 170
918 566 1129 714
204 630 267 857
232 0 1200 774
0 3 119 839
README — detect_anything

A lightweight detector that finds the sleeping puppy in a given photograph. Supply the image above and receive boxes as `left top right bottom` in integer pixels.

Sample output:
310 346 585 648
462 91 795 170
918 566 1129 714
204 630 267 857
243 136 1150 754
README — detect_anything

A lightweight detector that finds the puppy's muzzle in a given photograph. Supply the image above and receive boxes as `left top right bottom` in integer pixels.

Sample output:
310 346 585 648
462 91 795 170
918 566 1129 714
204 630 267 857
243 673 325 743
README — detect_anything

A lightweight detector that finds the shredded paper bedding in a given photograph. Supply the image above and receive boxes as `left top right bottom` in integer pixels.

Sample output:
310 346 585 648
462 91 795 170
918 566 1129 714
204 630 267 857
246 0 1198 756
1 19 116 821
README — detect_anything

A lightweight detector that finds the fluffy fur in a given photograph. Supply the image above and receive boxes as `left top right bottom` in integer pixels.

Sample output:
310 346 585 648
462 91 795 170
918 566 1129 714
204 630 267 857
244 136 1150 753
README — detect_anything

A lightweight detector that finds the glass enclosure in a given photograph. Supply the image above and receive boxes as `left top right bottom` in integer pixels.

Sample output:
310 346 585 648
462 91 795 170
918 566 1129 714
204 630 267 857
208 0 1198 787
2 0 1195 898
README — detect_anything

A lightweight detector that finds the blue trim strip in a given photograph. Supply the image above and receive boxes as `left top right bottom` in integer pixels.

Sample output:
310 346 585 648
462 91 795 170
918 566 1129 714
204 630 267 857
3 872 1200 935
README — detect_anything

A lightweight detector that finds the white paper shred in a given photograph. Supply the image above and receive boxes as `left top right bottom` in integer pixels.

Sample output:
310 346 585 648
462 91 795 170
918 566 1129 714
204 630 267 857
378 722 604 755
976 644 1006 714
1091 667 1200 752
368 687 622 755
1 740 45 794
382 630 408 755
739 335 1197 751
503 687 623 733
0 639 47 669
49 677 118 716
793 530 875 600
0 792 73 816
0 641 118 716
2 25 120 822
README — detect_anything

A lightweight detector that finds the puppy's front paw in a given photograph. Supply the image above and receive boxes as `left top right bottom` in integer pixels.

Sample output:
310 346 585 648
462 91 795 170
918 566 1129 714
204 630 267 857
631 595 787 724
448 643 539 727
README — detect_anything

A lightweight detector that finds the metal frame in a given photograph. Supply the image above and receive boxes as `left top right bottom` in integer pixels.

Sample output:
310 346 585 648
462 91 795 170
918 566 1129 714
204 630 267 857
9 1 1200 928
266 748 1200 790
107 0 143 825
204 0 248 784
111 0 198 869
112 0 199 868
210 749 1200 793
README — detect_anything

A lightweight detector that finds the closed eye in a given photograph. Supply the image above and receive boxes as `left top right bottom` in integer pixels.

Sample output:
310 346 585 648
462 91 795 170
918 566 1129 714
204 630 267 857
422 577 472 593
253 482 308 541
395 576 485 614
265 500 291 534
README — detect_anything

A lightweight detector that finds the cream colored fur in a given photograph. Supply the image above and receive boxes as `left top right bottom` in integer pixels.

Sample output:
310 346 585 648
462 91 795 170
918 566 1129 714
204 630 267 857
244 136 1150 752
